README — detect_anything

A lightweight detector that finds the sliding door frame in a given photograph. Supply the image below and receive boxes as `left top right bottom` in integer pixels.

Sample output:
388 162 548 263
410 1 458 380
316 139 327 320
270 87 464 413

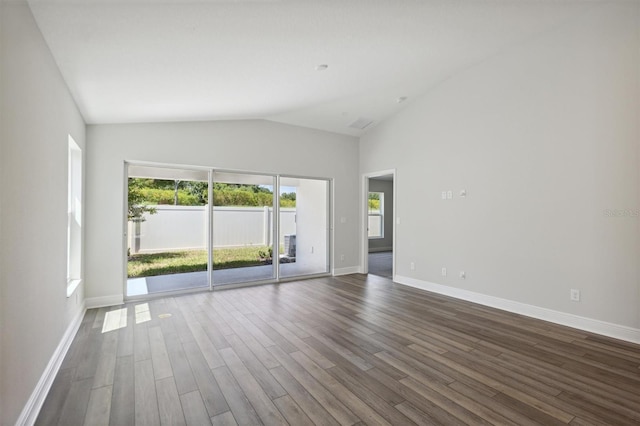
207 169 214 291
123 161 332 300
278 174 332 280
123 161 213 301
210 169 277 288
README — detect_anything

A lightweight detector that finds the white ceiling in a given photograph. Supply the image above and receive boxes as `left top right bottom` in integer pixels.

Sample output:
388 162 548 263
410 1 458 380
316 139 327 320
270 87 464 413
28 0 600 136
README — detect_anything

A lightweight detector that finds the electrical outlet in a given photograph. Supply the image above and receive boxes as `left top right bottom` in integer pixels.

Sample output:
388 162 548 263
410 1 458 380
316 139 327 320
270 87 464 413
459 271 466 279
447 190 453 199
340 254 345 262
570 289 580 302
441 191 447 200
441 267 447 276
410 262 415 271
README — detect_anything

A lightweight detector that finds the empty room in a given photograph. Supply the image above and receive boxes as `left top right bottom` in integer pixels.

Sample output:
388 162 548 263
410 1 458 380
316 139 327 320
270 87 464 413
1 0 639 425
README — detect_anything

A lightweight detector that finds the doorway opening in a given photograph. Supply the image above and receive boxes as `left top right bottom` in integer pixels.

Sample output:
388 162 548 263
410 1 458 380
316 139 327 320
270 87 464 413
363 171 395 279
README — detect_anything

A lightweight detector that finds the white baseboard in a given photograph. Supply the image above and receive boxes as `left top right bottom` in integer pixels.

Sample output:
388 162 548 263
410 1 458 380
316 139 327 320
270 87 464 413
395 275 640 344
333 266 361 276
16 303 86 426
86 294 124 309
368 247 392 253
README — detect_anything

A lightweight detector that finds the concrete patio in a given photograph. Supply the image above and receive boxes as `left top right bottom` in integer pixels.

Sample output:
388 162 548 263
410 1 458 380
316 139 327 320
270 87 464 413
128 253 392 296
127 262 326 296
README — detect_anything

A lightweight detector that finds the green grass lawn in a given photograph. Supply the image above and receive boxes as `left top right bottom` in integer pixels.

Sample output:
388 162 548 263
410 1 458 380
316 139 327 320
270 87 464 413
128 246 272 278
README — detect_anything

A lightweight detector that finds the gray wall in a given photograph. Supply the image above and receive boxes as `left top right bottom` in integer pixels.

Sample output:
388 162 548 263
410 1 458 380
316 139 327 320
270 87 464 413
0 3 87 424
360 2 640 330
368 178 393 252
86 120 359 303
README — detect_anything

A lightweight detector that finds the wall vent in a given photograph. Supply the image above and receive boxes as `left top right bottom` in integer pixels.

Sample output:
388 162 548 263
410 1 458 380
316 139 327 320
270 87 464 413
349 117 374 130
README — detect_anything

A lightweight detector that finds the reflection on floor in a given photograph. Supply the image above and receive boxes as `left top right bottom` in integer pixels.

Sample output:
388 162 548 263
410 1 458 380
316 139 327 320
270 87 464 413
127 263 325 296
368 251 392 278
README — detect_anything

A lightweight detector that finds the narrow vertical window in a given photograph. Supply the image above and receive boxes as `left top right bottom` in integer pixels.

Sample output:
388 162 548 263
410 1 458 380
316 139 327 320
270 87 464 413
67 135 82 296
368 192 384 238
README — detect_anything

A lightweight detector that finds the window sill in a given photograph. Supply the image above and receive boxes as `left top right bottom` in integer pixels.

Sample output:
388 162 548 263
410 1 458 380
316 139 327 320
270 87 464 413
67 279 82 298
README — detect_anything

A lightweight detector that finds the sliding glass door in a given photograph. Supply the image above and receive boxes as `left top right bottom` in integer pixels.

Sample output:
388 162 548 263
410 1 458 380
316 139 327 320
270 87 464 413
125 164 330 297
211 172 276 286
126 165 210 297
279 177 330 278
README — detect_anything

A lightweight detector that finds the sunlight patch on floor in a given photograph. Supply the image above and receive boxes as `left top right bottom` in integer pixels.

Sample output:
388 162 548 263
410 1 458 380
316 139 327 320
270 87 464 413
135 303 151 324
102 308 127 333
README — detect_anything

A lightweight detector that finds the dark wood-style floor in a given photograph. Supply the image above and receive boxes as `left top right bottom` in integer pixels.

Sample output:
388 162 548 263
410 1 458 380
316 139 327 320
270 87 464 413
37 274 640 425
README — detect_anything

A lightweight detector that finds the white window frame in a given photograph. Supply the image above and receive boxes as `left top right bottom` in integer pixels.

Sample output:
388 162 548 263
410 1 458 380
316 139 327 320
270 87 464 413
368 191 384 239
67 135 83 297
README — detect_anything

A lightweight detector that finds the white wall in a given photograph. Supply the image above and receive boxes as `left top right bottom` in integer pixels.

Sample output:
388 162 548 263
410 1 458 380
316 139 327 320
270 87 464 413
368 178 393 252
212 207 296 249
360 2 640 333
86 121 359 301
129 206 296 252
0 3 86 424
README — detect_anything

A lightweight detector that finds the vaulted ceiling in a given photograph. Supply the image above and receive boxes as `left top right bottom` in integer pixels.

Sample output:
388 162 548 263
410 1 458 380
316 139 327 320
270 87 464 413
29 0 600 136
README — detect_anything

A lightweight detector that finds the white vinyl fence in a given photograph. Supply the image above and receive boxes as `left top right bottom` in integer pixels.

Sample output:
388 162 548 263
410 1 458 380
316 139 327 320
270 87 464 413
128 205 296 253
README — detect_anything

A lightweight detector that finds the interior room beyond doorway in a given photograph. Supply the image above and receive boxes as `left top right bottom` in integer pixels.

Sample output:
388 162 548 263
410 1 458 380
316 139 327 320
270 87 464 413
367 174 393 278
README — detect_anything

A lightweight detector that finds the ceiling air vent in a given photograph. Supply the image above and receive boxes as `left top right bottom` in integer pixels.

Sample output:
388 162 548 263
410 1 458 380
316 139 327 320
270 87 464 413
349 117 374 130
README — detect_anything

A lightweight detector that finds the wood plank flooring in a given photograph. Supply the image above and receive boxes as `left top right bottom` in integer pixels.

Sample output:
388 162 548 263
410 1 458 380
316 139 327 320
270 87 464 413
36 274 640 425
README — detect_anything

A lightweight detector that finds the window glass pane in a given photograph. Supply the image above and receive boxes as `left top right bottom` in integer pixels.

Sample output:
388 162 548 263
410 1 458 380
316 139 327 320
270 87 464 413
368 192 382 213
126 165 210 296
368 215 382 238
211 172 276 286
